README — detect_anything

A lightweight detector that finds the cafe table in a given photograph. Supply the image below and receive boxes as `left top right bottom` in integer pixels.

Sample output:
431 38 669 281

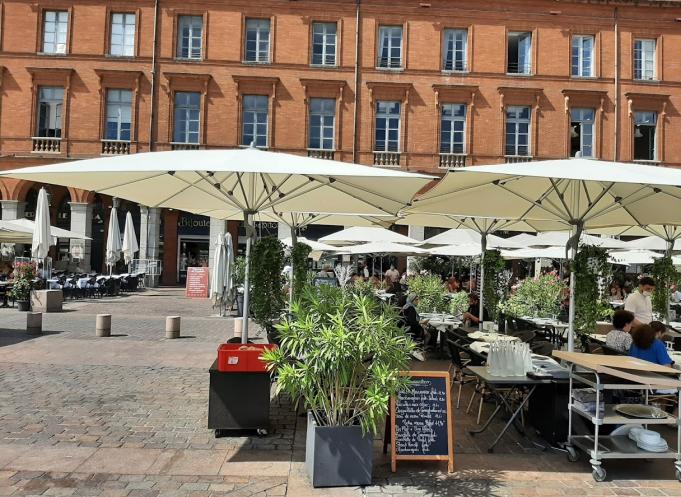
467 331 519 343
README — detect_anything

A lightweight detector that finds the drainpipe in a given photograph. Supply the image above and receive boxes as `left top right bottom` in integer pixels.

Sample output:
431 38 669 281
148 0 160 152
352 0 361 163
613 7 620 162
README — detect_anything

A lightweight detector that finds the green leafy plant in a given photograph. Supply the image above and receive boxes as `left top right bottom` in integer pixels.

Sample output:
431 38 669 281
573 245 612 347
290 241 312 300
448 291 470 317
250 237 285 328
232 256 247 288
262 284 415 434
10 262 35 301
651 256 681 321
482 249 506 322
407 274 447 313
348 279 376 299
499 273 566 319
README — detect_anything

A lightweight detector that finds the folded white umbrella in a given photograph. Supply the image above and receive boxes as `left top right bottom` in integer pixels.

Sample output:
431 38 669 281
121 211 139 265
210 233 233 316
31 188 51 260
0 218 90 244
0 147 432 343
342 241 427 256
320 226 420 246
105 206 122 274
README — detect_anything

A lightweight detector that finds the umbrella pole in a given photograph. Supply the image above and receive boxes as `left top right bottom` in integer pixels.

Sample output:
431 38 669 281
479 234 487 331
242 212 254 344
567 223 582 352
289 225 297 310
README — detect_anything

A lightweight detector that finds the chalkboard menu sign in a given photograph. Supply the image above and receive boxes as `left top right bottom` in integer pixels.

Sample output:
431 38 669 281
390 370 454 473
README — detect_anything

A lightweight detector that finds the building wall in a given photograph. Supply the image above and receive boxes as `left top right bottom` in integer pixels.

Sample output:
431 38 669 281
1 0 681 279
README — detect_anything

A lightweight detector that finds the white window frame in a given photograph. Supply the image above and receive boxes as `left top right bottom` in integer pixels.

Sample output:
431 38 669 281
570 108 595 158
176 15 203 60
507 32 532 75
440 103 467 154
634 111 657 161
571 35 594 78
634 39 656 81
377 26 403 69
374 101 401 152
242 95 269 148
442 29 468 72
110 13 136 57
245 19 271 63
37 87 64 137
173 92 200 144
308 98 336 150
105 89 133 141
42 10 69 54
311 22 337 66
505 106 531 156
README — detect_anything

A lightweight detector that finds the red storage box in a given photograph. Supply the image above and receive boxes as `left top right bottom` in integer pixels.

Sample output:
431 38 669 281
216 343 277 373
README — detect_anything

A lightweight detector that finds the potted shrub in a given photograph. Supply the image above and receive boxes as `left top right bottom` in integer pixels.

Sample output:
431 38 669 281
250 237 285 341
407 274 448 313
232 256 247 316
262 284 414 487
500 273 566 319
10 263 35 312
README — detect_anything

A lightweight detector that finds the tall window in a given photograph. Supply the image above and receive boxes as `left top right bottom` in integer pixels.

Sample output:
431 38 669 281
42 11 68 54
377 26 403 69
571 35 594 77
442 29 468 72
105 89 132 141
110 13 136 57
374 101 401 152
177 16 203 59
505 106 531 156
440 104 466 154
634 111 657 161
36 87 64 137
634 39 656 81
245 19 271 63
507 32 532 75
311 22 337 66
308 98 335 150
242 95 269 147
173 92 200 144
570 108 595 158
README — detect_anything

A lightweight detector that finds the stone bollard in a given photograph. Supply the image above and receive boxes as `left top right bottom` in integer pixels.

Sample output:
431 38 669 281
166 316 181 339
96 314 112 337
26 312 42 335
233 318 243 339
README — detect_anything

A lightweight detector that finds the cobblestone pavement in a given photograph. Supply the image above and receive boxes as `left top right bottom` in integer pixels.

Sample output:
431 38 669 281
1 288 681 496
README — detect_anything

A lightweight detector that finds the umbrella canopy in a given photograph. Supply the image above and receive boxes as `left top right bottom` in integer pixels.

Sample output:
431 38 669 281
0 218 90 244
320 226 421 246
342 241 427 256
608 249 662 266
121 211 139 265
621 236 681 251
428 243 485 257
1 148 432 343
31 188 51 260
410 158 681 351
501 247 568 260
421 228 521 249
105 206 122 273
280 236 339 253
530 231 628 249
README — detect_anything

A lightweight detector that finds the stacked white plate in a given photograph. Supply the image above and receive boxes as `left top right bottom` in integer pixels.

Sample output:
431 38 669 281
628 428 669 452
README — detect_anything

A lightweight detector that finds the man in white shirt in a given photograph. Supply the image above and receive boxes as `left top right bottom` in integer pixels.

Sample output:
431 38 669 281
624 276 655 326
385 264 400 283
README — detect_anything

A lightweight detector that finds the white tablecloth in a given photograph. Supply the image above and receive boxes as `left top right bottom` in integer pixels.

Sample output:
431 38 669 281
467 331 519 343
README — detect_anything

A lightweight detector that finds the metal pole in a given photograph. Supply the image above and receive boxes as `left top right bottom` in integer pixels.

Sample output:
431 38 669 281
479 233 487 331
289 225 297 308
242 212 253 344
567 223 582 352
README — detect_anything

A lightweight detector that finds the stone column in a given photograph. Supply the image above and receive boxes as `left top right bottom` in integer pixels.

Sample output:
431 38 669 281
407 225 425 273
69 202 93 271
1 200 27 257
139 206 161 260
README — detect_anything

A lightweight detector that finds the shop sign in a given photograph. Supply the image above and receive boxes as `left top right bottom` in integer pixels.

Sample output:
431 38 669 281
178 214 210 236
185 267 210 298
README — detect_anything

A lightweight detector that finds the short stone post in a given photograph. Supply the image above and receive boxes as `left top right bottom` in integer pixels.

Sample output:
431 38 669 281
166 316 181 339
96 314 112 337
26 312 42 335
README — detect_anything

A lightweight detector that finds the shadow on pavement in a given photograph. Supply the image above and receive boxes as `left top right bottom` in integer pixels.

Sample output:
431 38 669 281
0 328 64 347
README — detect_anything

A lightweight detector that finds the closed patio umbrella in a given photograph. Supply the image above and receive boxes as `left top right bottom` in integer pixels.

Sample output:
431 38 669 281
105 206 122 275
210 232 234 317
31 188 51 260
122 211 139 266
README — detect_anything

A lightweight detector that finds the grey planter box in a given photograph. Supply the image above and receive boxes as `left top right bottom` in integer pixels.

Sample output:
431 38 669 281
305 411 373 488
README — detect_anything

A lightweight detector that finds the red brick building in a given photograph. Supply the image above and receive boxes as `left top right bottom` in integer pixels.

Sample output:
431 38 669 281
1 0 680 283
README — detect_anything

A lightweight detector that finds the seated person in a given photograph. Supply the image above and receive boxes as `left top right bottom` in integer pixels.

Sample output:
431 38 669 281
368 275 381 289
609 282 625 301
316 264 334 278
397 293 429 344
629 323 673 367
445 276 460 293
462 293 490 325
650 320 672 343
605 309 634 352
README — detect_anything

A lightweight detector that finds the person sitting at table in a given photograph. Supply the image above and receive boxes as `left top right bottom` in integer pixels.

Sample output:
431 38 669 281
316 264 334 278
609 282 625 301
462 293 490 325
605 309 634 352
397 293 430 344
445 276 460 293
624 276 655 327
368 275 381 289
650 320 672 343
629 323 673 367
671 284 681 304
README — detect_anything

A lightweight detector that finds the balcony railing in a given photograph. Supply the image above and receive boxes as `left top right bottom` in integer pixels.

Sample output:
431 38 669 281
439 153 467 169
307 149 335 160
101 139 131 155
373 151 401 167
32 137 61 153
504 155 533 164
171 142 200 151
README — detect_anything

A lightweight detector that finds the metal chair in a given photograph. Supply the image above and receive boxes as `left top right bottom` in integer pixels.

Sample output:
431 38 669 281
446 339 478 409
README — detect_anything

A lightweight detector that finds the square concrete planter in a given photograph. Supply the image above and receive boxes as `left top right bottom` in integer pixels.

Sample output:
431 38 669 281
305 411 373 488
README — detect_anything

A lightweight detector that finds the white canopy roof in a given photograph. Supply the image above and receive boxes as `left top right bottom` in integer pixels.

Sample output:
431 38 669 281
422 228 521 248
280 236 339 253
320 226 420 246
622 236 681 251
608 249 663 266
428 243 485 257
530 231 628 249
500 246 568 260
341 241 427 256
0 218 90 244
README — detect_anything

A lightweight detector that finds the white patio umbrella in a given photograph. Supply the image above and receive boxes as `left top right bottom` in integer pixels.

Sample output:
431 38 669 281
619 235 681 252
608 249 662 266
31 188 51 260
320 226 420 246
280 236 338 253
428 243 485 257
121 211 139 266
500 246 568 260
1 147 432 342
421 228 521 249
0 218 90 244
531 231 628 249
342 241 427 256
210 232 234 317
105 206 122 275
595 225 681 256
410 157 681 351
